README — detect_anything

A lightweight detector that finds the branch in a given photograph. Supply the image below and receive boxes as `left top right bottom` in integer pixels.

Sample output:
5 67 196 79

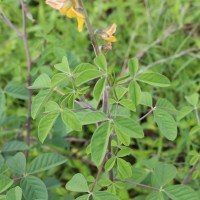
90 153 108 192
194 107 200 126
137 106 156 122
137 26 179 60
0 10 22 36
120 26 180 75
137 48 200 75
114 178 161 191
21 0 32 158
78 0 100 56
182 159 200 184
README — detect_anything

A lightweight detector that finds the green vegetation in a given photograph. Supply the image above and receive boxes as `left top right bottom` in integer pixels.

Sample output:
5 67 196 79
0 0 200 199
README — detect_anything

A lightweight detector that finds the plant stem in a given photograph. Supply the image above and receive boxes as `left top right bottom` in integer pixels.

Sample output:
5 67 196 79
0 10 22 36
138 106 156 122
114 178 161 191
194 107 200 125
90 153 108 193
78 0 100 56
182 159 200 184
21 0 32 158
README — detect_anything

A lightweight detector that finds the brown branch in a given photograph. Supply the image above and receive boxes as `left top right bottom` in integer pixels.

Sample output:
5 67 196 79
21 0 32 158
182 159 200 184
78 0 100 56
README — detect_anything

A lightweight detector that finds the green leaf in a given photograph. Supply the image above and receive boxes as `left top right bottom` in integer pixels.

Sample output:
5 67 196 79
140 92 152 107
61 109 82 131
0 90 5 118
0 175 13 193
38 112 59 143
75 69 101 87
176 106 194 121
185 93 199 106
117 147 132 157
146 191 165 200
93 191 120 200
117 158 132 179
5 83 29 100
115 128 130 146
94 53 107 71
154 109 177 141
20 176 48 200
105 158 116 172
156 98 178 115
137 72 170 87
129 167 149 183
189 126 200 135
31 89 54 119
65 173 89 192
114 117 144 138
189 155 199 166
2 141 29 152
151 162 177 187
128 57 139 77
54 56 70 74
6 152 26 175
91 122 111 167
6 186 22 200
164 185 198 200
27 153 67 174
93 77 106 103
75 194 90 200
45 101 60 113
0 195 6 200
29 73 51 89
73 63 97 74
119 99 136 112
51 73 68 87
128 81 141 105
81 111 107 125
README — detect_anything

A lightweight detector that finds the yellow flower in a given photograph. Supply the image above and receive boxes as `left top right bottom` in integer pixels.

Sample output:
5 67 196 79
95 23 117 42
45 0 85 32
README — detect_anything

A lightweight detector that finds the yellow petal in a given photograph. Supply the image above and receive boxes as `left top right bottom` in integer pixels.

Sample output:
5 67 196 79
103 36 117 42
105 23 117 36
59 4 72 15
77 16 84 32
66 7 77 18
